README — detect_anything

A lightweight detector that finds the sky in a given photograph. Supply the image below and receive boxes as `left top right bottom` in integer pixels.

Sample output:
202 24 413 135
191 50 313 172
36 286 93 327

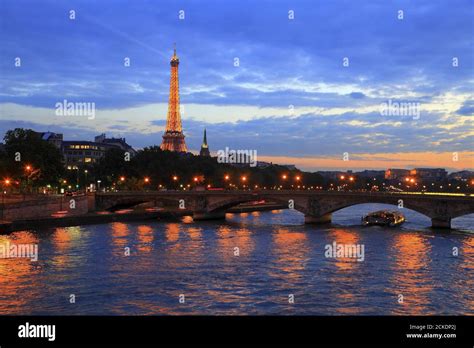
0 0 473 171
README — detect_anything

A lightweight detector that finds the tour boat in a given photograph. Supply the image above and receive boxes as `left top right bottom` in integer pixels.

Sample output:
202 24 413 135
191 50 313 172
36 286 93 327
362 210 405 227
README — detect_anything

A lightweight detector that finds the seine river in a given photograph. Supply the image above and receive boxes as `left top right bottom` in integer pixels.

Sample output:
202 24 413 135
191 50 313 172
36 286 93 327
0 204 472 315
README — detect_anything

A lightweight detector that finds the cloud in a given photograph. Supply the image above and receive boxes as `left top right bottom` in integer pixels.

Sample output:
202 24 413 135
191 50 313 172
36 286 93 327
456 100 474 116
348 92 366 99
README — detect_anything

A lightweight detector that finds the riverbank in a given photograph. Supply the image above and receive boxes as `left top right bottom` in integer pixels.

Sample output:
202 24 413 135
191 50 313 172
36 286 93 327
0 203 286 234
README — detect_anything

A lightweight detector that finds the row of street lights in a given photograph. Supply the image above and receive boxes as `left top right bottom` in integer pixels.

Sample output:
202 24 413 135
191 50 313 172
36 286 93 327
115 174 302 187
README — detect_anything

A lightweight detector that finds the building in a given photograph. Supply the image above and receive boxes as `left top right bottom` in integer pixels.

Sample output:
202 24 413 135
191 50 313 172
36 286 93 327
95 133 136 156
39 131 63 148
160 45 188 152
410 168 447 181
199 129 210 157
448 170 473 181
256 161 272 168
31 130 135 169
62 141 110 169
385 168 410 180
62 134 135 170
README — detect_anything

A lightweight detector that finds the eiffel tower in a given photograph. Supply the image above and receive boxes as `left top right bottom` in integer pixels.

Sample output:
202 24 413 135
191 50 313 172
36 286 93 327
160 44 188 152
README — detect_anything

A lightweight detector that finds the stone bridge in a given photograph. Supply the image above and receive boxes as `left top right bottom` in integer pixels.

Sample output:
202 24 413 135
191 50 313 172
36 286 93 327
94 190 474 229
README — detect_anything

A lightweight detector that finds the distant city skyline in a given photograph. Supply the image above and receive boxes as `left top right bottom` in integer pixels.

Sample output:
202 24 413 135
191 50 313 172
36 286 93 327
0 0 473 171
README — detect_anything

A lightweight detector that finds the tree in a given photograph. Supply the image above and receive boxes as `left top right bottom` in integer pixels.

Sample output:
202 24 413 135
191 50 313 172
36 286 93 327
2 128 65 190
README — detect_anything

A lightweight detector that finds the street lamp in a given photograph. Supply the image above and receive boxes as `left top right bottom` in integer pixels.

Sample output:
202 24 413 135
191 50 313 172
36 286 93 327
295 175 301 190
280 174 288 189
1 179 11 221
84 170 89 192
241 175 247 189
224 175 230 190
24 165 33 193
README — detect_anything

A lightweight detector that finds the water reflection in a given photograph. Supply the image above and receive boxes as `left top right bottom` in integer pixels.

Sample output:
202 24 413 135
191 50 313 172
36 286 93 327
270 227 309 283
327 229 364 314
137 225 154 253
111 222 130 249
50 229 70 269
165 223 180 243
389 233 434 315
458 235 474 313
0 231 40 314
216 225 254 260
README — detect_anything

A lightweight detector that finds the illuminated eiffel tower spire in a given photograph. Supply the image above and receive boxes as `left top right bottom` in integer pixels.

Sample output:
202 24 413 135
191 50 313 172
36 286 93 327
160 44 188 152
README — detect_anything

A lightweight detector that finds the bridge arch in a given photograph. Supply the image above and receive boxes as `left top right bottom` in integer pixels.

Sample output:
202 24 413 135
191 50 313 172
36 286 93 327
331 202 431 225
321 201 433 220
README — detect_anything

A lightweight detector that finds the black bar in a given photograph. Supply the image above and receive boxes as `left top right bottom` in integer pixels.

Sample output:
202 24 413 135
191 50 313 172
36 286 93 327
0 316 472 346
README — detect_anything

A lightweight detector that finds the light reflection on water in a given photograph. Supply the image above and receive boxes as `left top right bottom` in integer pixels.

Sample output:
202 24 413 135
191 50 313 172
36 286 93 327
0 204 472 315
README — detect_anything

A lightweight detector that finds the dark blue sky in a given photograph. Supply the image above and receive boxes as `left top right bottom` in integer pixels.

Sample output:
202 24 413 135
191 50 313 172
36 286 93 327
0 0 473 170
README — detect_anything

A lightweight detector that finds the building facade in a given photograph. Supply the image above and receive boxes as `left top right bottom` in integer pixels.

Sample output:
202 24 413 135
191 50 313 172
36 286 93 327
62 135 135 169
410 168 447 181
385 168 410 180
34 131 135 169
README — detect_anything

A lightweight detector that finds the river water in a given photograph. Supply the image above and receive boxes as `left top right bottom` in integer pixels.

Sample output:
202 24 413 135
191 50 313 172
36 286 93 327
0 204 472 315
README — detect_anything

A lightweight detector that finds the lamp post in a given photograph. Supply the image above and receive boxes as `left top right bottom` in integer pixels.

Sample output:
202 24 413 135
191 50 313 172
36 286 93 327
1 189 3 221
84 170 88 191
144 177 150 191
224 174 230 190
2 179 11 221
241 175 247 189
25 165 32 193
281 174 288 189
295 175 301 190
